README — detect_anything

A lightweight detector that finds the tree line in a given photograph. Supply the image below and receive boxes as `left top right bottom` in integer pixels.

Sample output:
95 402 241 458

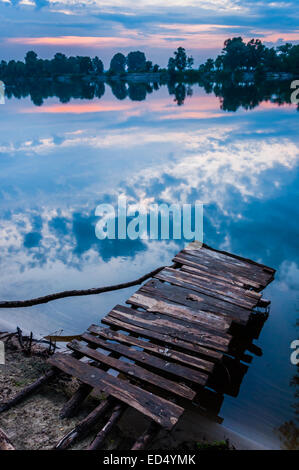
0 37 298 82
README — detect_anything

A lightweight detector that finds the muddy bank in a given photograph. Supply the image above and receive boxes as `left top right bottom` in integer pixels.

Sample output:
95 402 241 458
0 337 266 450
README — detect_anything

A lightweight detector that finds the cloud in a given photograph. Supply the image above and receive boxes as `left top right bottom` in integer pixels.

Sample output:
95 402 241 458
7 35 140 47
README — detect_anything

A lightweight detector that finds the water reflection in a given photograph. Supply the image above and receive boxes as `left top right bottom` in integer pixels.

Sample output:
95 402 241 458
0 80 298 448
4 76 298 111
277 319 299 449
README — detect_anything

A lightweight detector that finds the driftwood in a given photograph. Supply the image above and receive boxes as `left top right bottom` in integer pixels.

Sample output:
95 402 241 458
0 427 15 450
0 368 57 413
0 265 171 309
88 403 126 450
55 399 114 450
131 421 161 450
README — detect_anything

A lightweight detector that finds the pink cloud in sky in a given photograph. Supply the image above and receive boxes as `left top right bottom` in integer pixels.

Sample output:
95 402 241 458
6 27 299 53
20 101 136 114
7 36 139 47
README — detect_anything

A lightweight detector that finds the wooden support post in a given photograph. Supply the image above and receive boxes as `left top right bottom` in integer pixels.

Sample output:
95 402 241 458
88 403 126 450
0 368 57 413
55 398 114 450
60 342 121 419
131 421 161 450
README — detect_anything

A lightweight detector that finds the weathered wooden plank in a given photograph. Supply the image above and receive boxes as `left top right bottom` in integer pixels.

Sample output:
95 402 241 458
187 242 275 274
154 267 258 310
87 325 215 374
179 248 273 285
174 252 269 290
49 353 183 430
100 316 223 362
68 340 196 400
169 266 262 301
177 257 263 290
139 279 250 325
114 304 230 340
105 306 231 352
179 264 261 299
81 331 209 385
127 291 232 332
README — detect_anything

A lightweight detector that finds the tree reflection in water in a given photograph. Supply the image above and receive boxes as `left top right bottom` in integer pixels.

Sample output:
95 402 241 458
3 76 298 111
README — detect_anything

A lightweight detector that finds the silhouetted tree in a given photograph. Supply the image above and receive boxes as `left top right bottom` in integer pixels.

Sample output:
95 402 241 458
92 56 104 74
127 51 146 73
222 37 248 71
174 47 187 71
77 56 93 74
187 56 194 69
145 60 153 71
167 57 176 74
25 51 38 75
109 53 126 74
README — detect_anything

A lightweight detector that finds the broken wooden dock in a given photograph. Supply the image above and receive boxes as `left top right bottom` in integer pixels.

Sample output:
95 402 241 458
1 242 276 450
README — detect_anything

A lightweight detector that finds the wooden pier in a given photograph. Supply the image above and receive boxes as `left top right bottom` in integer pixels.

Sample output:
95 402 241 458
1 242 276 449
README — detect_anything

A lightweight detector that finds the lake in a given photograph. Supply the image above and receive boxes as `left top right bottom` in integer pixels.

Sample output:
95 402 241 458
0 80 298 449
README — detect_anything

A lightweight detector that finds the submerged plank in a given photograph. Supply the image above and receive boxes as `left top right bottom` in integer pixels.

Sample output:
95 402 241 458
49 353 183 430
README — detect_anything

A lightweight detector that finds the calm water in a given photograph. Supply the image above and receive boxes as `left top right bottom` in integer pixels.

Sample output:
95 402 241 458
0 82 298 449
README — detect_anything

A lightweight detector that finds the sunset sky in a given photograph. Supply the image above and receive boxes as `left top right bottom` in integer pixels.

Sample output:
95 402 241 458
1 0 299 67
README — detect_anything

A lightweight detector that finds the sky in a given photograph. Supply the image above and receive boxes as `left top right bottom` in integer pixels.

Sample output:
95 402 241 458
0 0 299 67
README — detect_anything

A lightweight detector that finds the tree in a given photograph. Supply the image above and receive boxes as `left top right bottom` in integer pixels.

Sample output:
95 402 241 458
92 56 104 74
187 56 194 69
214 55 223 71
25 51 38 75
77 56 93 74
222 37 248 71
246 39 266 69
52 53 68 74
167 57 176 73
127 51 146 73
145 60 153 72
204 58 214 73
109 53 126 74
174 47 187 71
